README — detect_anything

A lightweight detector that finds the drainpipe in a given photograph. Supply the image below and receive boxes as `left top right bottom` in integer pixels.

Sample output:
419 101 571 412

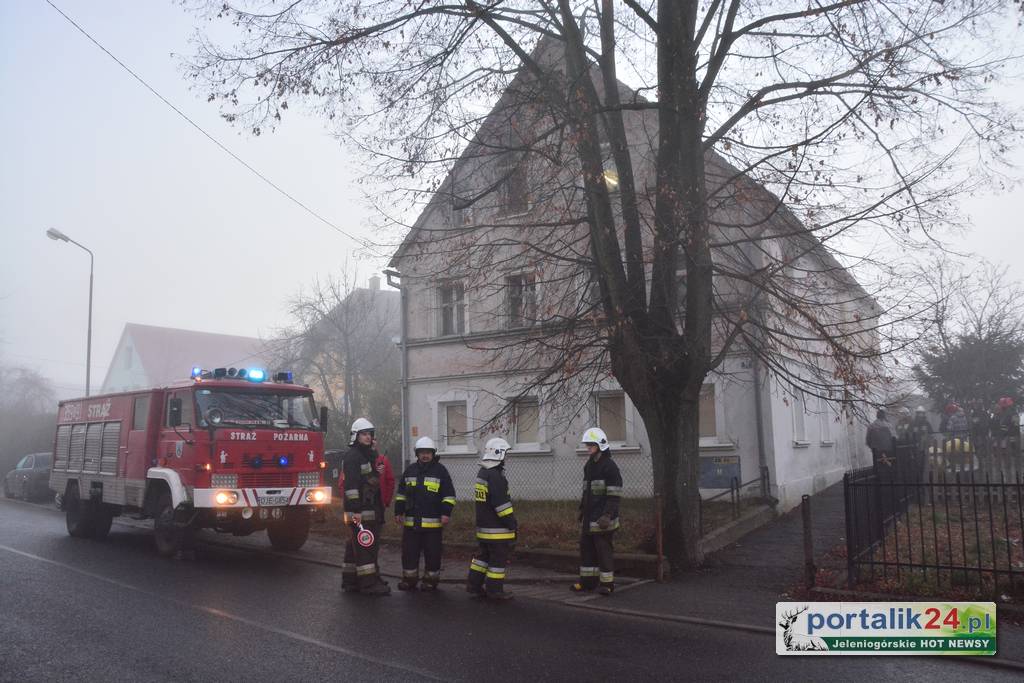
384 269 409 467
752 351 769 497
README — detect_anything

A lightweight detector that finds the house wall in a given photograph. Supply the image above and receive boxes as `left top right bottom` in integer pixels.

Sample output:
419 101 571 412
99 332 149 394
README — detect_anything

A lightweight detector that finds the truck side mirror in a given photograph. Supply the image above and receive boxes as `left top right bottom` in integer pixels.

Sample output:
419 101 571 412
169 398 183 428
320 406 329 434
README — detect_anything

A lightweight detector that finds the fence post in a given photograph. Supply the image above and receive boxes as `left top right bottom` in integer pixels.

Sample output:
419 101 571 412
843 473 856 588
802 494 816 588
655 494 665 583
731 476 739 519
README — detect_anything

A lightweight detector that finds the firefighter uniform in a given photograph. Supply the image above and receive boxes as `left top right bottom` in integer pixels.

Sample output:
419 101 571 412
342 436 387 593
577 441 622 593
395 456 456 590
467 439 516 598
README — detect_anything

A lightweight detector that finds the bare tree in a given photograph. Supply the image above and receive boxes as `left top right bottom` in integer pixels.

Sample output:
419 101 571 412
187 1 1021 568
265 268 401 451
0 360 57 475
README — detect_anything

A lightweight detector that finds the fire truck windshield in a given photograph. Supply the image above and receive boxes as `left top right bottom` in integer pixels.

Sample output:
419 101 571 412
194 388 319 429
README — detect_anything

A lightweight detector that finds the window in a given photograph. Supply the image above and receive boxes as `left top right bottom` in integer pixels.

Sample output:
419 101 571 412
439 282 466 336
34 455 50 469
451 198 473 226
507 274 537 328
818 397 834 443
792 391 807 443
597 393 627 443
699 384 716 438
443 402 468 448
17 455 32 470
500 158 529 214
513 398 540 445
132 395 150 431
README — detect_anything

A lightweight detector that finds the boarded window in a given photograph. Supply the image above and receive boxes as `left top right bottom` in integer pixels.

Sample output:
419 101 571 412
597 394 627 443
54 424 71 471
68 423 87 472
101 422 121 475
439 282 466 336
514 399 540 444
132 395 150 431
84 422 104 474
699 385 716 438
507 274 537 328
444 403 468 447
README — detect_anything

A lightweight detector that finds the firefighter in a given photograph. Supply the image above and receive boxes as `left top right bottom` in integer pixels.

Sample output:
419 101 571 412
466 437 516 601
341 417 390 595
571 427 622 596
394 436 456 591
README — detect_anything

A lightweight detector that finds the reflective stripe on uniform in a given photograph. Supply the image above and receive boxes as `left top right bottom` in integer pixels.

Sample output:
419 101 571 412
495 502 514 518
599 572 614 584
345 488 360 499
420 517 442 528
360 463 373 474
476 527 516 541
423 476 441 492
394 493 407 502
342 563 357 574
589 479 606 492
485 567 506 580
469 558 489 573
404 477 418 486
605 485 623 496
402 569 419 578
441 496 457 506
579 566 599 577
356 563 377 576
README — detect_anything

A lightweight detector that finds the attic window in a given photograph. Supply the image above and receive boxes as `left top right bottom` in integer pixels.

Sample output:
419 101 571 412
499 157 530 215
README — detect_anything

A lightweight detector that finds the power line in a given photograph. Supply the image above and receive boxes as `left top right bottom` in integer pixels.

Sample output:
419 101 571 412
45 1 379 254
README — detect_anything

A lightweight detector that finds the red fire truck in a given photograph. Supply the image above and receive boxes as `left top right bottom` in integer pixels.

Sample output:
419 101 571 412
48 367 332 556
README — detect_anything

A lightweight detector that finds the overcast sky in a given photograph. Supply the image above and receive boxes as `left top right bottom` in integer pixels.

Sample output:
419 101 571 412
1 1 1022 399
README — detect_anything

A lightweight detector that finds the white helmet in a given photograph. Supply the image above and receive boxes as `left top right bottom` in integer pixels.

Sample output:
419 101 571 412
481 437 511 464
349 417 375 445
580 426 610 452
414 436 437 454
915 406 927 413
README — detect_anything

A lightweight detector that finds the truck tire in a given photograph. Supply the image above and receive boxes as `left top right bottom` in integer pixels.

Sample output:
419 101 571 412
91 507 114 539
65 484 95 538
267 508 311 551
153 491 180 557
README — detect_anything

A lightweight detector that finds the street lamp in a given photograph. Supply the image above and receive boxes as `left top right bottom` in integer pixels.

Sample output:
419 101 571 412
46 228 94 397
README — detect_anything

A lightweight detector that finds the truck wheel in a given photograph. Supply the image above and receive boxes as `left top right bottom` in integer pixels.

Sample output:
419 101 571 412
65 485 95 538
267 508 311 551
153 491 180 557
91 507 114 539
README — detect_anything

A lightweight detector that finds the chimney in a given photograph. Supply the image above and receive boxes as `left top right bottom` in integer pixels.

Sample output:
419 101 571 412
369 274 381 291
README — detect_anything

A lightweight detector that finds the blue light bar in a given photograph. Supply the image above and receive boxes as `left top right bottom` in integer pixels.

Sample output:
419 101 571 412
277 454 290 467
247 368 266 383
191 366 203 379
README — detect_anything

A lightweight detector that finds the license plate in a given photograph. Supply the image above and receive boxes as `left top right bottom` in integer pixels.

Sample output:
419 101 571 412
257 495 290 507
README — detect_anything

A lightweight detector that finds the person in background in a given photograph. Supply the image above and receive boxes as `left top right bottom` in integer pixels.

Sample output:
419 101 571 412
372 436 396 520
571 427 622 596
866 408 895 475
341 418 390 596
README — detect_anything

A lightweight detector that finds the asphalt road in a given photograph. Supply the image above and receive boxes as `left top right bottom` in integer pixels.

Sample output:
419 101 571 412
0 498 1014 682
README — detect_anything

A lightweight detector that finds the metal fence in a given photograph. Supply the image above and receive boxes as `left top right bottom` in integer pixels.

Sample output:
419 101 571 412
844 435 1024 596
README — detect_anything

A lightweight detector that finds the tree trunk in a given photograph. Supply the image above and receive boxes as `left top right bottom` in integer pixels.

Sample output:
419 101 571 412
634 389 703 570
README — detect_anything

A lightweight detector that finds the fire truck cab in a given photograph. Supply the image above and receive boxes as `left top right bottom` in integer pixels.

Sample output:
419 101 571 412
49 367 331 556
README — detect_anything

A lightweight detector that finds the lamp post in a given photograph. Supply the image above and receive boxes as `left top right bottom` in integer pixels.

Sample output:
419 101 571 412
46 228 94 396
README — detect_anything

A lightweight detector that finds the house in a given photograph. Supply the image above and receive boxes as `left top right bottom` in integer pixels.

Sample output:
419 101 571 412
100 323 269 393
386 42 878 512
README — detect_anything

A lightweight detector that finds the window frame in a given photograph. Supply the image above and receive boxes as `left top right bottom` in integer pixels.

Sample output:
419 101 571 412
506 273 538 329
594 391 629 446
791 389 809 446
498 155 530 216
818 396 835 446
437 280 467 337
511 397 542 449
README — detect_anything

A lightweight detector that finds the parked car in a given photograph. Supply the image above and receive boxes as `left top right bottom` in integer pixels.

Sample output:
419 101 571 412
3 453 52 501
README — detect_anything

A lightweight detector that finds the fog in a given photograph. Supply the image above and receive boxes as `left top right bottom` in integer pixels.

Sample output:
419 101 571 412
1 0 1021 401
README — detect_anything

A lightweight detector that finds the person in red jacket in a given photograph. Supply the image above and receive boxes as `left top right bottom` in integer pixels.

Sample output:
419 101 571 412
372 437 396 513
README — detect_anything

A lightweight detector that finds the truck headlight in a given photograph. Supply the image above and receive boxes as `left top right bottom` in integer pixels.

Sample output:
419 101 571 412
305 489 327 503
215 490 239 505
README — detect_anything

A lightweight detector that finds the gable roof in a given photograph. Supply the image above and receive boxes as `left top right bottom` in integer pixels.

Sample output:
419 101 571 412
101 323 270 390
